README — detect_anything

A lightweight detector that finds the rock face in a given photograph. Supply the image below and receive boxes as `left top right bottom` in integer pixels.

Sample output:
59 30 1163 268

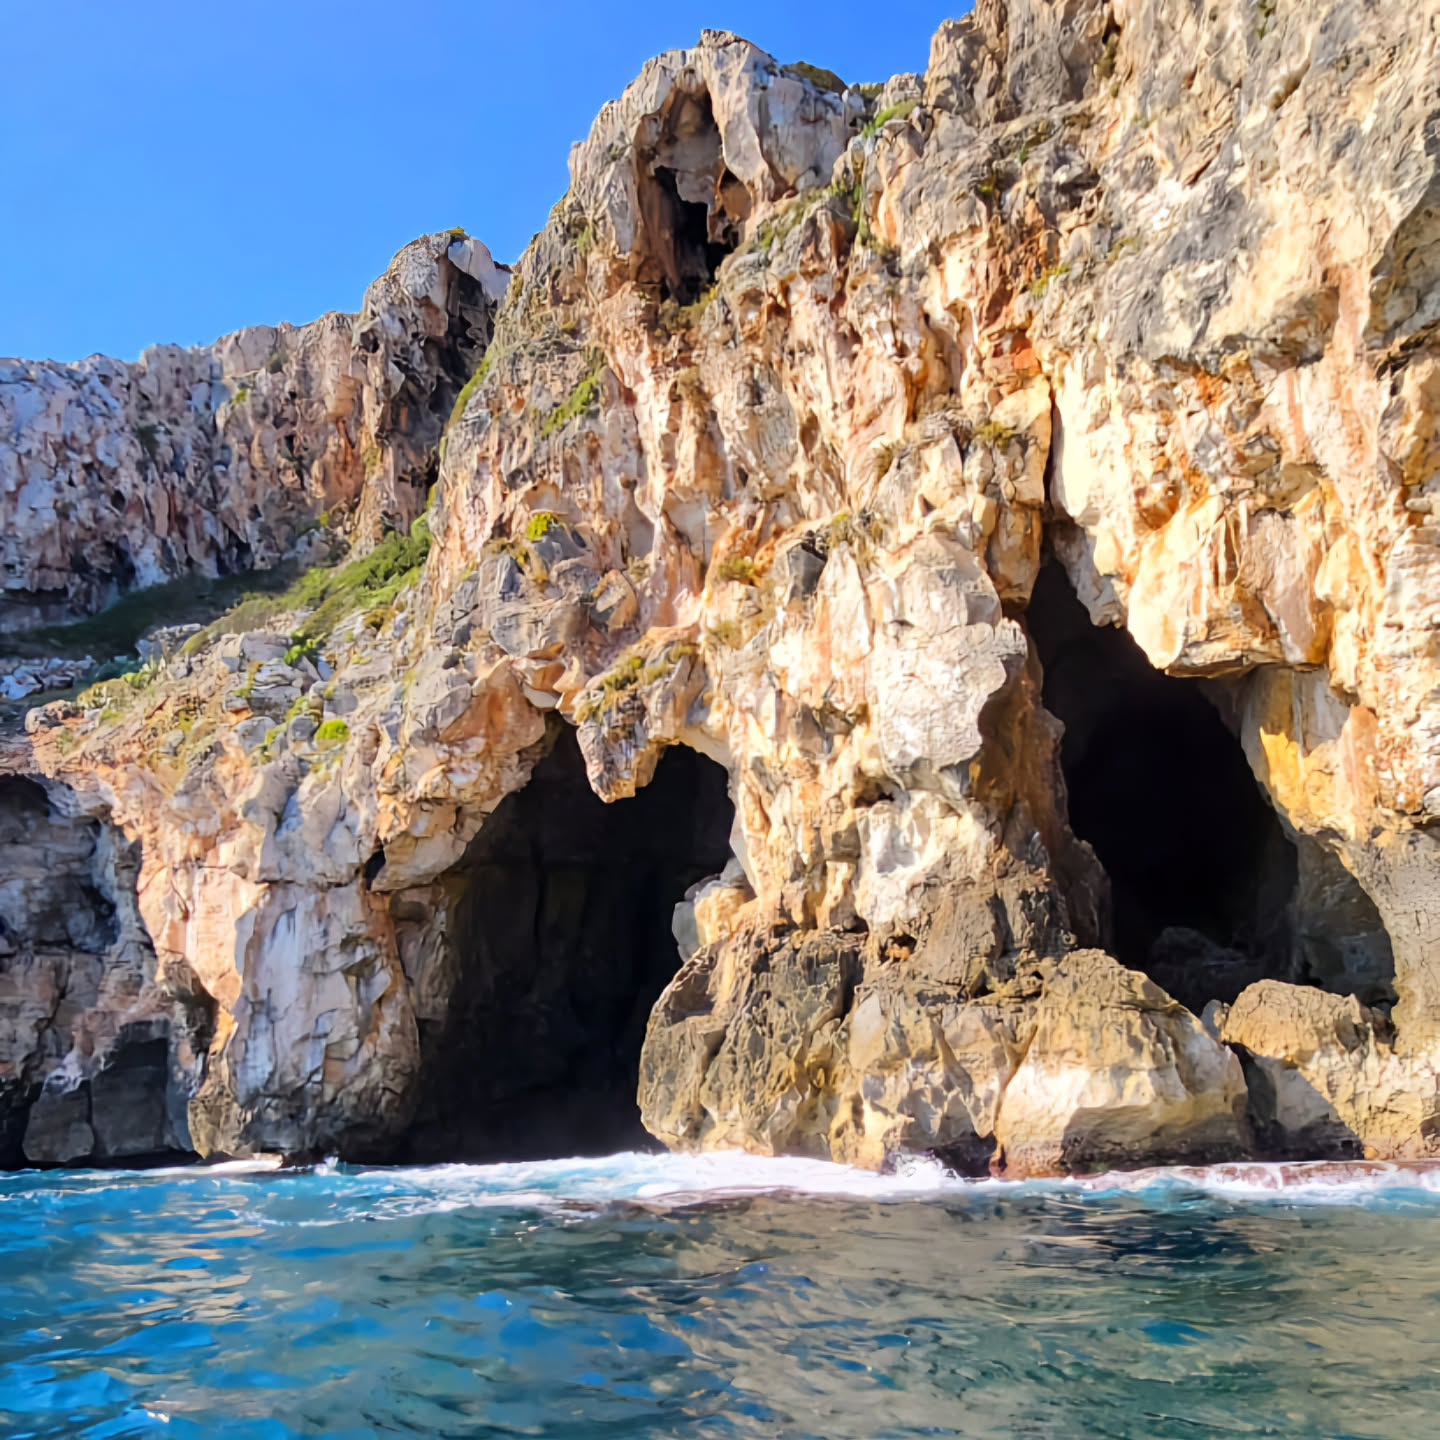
0 231 505 631
2 0 1439 1174
0 777 179 1165
640 938 1247 1174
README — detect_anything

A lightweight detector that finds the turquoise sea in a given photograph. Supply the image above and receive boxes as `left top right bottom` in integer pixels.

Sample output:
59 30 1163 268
2 1152 1438 1439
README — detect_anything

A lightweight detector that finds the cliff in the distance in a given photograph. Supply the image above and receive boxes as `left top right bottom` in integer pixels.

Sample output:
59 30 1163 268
0 233 507 633
2 0 1438 1176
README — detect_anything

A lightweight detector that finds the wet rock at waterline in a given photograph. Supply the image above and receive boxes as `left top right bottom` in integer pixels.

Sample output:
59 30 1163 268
3 0 1440 1174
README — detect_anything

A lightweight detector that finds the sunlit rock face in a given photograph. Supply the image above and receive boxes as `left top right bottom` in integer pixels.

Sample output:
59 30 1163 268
0 232 504 632
2 0 1440 1174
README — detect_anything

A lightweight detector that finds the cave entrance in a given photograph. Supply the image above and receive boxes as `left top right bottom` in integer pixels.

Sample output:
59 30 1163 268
1026 561 1303 1014
634 88 743 304
404 725 734 1163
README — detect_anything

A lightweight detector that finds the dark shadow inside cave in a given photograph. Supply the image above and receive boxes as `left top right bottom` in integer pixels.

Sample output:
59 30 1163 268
1026 561 1307 1014
650 165 737 303
401 725 734 1164
634 89 743 305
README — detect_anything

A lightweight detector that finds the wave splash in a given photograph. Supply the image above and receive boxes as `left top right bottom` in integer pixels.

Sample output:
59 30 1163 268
309 1150 1440 1214
10 1149 1440 1215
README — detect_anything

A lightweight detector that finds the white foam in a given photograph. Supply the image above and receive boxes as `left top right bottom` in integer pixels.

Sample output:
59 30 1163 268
1064 1159 1440 1205
14 1149 1440 1214
144 1156 286 1178
376 1149 960 1206
343 1151 1440 1214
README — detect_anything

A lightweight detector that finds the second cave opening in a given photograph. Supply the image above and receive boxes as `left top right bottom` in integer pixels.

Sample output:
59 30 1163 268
1026 561 1304 1014
401 726 734 1164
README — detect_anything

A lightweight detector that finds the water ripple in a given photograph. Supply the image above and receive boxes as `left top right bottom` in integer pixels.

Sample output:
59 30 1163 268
2 1154 1440 1437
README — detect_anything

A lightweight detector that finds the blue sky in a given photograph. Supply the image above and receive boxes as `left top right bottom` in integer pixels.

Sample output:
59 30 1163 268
2 1 963 363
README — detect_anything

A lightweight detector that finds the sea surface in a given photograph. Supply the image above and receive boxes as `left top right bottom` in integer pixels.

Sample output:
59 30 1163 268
2 1152 1439 1439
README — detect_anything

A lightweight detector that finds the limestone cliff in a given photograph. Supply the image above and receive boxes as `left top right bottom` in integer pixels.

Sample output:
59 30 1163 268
2 0 1438 1176
0 232 506 632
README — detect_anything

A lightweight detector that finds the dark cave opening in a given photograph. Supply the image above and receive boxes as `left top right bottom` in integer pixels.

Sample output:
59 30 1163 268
651 166 736 303
1027 562 1302 1014
402 725 734 1163
634 89 742 305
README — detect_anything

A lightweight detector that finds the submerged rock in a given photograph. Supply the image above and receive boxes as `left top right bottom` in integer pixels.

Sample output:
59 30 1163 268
2 0 1440 1174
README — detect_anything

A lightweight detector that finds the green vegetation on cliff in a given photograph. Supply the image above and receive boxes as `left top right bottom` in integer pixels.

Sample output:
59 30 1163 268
539 351 606 440
315 718 350 747
787 61 847 94
182 516 433 659
10 567 300 663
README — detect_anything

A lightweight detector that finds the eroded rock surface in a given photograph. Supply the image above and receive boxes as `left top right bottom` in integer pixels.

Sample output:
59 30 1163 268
2 0 1439 1174
0 232 504 631
0 777 183 1165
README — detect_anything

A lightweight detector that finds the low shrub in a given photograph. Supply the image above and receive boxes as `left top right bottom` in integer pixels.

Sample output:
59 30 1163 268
315 718 350 746
788 61 847 95
183 515 432 659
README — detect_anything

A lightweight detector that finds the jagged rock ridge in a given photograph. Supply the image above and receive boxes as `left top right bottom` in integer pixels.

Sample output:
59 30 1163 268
0 232 506 631
1 0 1438 1175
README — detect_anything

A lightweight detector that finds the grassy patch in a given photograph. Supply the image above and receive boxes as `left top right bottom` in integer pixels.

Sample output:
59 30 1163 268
1028 262 1072 300
863 99 917 138
656 284 718 336
285 693 324 726
575 641 698 723
539 351 606 440
674 367 706 405
756 191 825 251
759 171 871 252
1107 234 1143 263
971 420 1018 448
1095 31 1120 81
448 348 498 430
974 161 1017 204
9 567 301 663
874 439 904 481
276 519 432 652
816 510 886 556
315 718 350 747
524 511 563 542
235 663 259 701
182 517 432 660
284 634 323 667
839 166 872 244
713 555 758 585
75 670 152 716
1015 120 1054 166
788 61 847 95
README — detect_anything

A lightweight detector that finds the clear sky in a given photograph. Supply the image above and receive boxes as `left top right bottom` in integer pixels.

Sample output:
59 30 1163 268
2 0 965 364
